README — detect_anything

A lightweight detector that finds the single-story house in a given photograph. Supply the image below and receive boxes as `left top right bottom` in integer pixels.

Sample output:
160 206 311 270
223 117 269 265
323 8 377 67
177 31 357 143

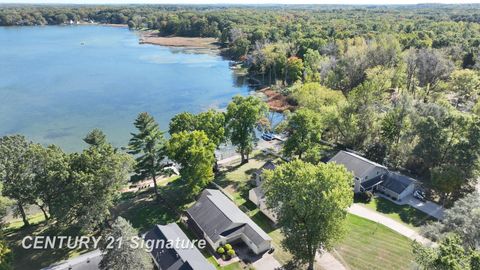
143 223 215 270
378 172 416 201
249 161 278 223
187 189 272 255
328 150 388 193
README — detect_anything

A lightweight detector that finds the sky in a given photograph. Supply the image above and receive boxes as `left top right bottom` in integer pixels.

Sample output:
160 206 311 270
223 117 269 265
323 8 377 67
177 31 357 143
2 0 480 4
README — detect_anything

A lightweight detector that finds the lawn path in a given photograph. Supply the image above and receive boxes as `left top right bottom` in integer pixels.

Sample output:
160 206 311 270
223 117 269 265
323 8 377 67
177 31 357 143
349 204 432 246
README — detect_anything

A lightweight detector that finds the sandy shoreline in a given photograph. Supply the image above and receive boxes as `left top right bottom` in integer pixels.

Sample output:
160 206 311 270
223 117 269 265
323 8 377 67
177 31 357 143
138 30 220 49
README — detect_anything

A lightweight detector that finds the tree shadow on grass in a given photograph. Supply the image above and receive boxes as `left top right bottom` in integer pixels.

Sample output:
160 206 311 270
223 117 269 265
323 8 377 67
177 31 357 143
5 222 87 270
375 198 433 227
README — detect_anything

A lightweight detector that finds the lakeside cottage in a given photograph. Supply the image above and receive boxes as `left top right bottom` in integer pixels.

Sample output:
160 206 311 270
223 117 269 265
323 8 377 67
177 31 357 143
187 189 272 255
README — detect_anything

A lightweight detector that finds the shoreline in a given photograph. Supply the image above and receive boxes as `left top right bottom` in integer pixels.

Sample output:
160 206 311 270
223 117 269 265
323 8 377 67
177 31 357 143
137 30 220 50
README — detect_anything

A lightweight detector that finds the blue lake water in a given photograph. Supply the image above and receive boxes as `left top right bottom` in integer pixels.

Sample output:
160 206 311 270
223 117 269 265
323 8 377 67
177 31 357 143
0 25 250 152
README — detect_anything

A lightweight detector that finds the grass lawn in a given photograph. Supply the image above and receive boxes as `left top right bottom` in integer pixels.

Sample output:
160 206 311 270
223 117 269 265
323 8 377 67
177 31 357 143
334 214 415 270
216 155 419 270
4 219 89 270
357 197 434 229
215 152 293 265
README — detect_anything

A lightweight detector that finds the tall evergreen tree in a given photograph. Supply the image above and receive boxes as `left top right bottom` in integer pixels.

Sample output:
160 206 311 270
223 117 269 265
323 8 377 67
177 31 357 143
129 112 166 202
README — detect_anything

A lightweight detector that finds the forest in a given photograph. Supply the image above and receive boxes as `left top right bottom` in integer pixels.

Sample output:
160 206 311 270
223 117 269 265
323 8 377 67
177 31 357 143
1 4 480 269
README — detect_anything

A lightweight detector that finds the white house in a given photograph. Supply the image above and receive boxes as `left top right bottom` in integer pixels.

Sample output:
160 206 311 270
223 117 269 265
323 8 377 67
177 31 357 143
328 150 388 193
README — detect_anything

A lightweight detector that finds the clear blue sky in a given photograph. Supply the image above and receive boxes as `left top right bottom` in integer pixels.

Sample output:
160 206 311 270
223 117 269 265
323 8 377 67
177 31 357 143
1 0 480 4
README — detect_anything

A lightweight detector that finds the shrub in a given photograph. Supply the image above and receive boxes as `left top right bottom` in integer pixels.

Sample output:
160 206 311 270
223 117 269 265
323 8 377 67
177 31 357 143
227 249 236 257
217 247 225 254
224 244 232 250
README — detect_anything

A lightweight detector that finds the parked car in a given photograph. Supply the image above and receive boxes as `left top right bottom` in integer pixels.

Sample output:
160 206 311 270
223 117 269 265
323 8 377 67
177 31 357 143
261 133 274 141
414 190 427 202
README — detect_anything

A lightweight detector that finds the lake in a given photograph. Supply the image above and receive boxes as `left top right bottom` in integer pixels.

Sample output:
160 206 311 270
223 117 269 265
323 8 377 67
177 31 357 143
0 25 250 152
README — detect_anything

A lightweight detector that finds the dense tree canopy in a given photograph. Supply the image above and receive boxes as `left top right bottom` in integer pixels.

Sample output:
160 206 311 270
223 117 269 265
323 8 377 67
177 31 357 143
263 160 353 269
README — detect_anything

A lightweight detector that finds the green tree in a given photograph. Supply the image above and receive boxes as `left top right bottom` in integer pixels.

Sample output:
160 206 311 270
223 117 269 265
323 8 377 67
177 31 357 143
52 142 132 231
129 112 166 202
99 217 152 270
225 96 267 163
169 112 197 135
0 135 36 227
169 110 225 148
29 144 69 221
167 131 215 196
263 160 353 270
413 235 476 270
449 69 480 107
283 108 323 160
83 128 107 146
303 49 323 82
0 240 12 270
422 191 480 250
285 56 304 85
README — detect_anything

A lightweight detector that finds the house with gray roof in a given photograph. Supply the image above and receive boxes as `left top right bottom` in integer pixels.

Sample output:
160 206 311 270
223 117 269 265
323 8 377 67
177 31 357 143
249 160 278 222
187 189 272 255
143 223 215 270
378 172 416 201
328 150 388 193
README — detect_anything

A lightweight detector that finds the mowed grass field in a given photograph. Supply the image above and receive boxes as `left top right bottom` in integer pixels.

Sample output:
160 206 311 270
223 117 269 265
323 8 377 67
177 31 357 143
334 214 415 270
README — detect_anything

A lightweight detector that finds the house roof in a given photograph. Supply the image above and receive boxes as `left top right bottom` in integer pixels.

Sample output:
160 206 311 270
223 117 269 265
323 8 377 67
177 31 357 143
187 189 271 247
328 150 387 179
382 172 416 195
360 174 385 190
143 223 215 270
256 160 277 175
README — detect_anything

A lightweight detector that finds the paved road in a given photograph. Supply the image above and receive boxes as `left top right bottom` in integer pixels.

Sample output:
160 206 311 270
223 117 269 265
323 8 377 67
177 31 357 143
349 204 432 245
42 250 102 270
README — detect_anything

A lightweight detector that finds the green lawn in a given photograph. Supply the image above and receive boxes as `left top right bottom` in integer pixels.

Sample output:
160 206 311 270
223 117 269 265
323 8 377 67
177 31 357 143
357 197 434 229
215 153 293 265
334 214 415 270
216 156 419 270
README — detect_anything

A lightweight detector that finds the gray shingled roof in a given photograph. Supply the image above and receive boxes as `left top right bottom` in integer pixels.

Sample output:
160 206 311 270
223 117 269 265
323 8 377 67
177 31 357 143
328 150 386 179
187 189 271 247
382 172 416 195
143 223 215 270
360 174 385 190
256 160 277 175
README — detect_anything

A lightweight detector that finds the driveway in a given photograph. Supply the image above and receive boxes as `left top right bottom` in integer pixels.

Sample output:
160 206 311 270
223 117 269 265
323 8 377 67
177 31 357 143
377 193 444 220
233 242 282 270
403 195 444 220
349 204 433 246
251 252 282 270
